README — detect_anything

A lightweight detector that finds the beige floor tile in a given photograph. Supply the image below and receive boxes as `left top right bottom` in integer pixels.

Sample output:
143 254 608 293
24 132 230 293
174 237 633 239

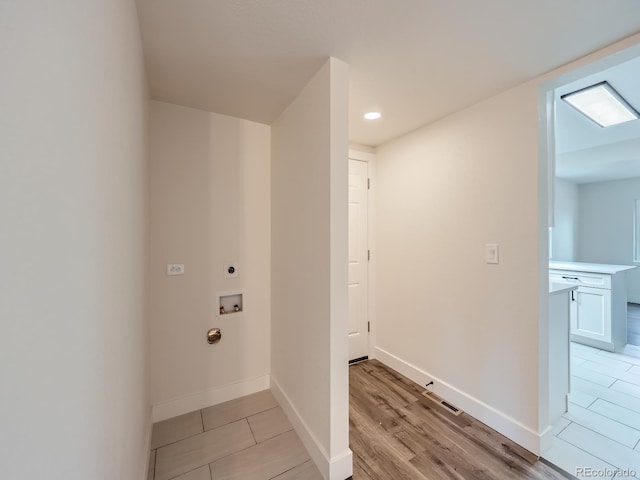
202 390 278 431
210 430 309 480
271 460 323 480
148 449 156 480
155 419 255 480
247 406 292 443
152 410 204 449
170 465 211 480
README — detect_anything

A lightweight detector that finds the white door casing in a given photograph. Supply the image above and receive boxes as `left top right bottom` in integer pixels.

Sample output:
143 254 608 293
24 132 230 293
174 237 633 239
348 159 369 361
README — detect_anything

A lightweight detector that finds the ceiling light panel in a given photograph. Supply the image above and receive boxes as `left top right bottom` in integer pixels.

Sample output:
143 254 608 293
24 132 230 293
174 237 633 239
561 81 639 127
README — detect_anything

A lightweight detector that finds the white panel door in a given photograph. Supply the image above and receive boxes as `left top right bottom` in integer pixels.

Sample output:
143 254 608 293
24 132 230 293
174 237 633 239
348 159 369 361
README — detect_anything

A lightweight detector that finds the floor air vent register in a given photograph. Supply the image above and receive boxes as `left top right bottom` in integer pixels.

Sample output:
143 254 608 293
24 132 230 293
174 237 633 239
421 390 464 416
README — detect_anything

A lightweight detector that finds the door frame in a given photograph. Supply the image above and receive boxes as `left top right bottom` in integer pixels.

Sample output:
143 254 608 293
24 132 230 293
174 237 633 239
537 41 640 452
349 148 376 360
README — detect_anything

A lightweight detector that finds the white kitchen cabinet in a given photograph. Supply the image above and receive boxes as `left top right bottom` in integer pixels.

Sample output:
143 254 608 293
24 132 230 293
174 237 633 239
570 285 611 344
550 261 636 352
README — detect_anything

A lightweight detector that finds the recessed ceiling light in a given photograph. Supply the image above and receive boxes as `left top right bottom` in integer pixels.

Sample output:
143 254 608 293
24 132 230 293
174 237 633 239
364 112 381 120
561 81 638 127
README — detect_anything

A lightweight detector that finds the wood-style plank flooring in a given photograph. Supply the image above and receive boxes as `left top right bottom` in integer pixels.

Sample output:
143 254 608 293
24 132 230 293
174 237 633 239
628 303 640 347
349 360 570 480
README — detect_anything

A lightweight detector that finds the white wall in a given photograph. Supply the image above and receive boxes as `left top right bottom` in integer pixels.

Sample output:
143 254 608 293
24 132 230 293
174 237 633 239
372 32 640 455
552 178 579 261
0 1 149 479
149 101 271 420
271 58 352 480
577 178 640 303
375 81 543 450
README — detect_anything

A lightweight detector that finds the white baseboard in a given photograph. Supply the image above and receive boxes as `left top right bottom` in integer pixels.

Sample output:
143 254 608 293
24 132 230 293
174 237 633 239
374 346 542 455
539 424 555 455
271 375 353 480
328 449 354 480
151 375 271 422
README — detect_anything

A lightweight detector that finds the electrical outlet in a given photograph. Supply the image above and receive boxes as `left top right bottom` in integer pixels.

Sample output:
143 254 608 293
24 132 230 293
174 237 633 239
167 264 185 275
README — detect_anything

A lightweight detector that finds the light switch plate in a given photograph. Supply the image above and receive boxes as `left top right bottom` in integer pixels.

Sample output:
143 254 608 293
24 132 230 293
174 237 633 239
485 244 499 264
167 264 185 275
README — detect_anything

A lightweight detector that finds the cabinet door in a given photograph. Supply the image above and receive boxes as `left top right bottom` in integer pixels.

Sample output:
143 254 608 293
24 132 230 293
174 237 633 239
570 286 612 343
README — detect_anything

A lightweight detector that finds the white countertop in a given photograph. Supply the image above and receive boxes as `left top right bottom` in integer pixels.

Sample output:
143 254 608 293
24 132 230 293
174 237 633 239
549 282 578 295
549 261 637 275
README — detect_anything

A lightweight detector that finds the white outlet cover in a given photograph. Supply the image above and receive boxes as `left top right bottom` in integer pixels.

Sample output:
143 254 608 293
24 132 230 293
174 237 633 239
224 263 239 278
167 264 185 275
485 244 499 264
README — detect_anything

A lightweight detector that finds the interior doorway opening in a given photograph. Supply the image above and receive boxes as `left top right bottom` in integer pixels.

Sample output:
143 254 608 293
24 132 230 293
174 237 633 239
539 43 640 476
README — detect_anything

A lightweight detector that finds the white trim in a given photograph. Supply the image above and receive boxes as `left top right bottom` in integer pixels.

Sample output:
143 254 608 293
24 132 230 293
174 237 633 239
348 149 375 162
539 425 555 455
151 375 271 422
328 449 354 480
271 375 353 480
374 346 541 454
537 84 553 445
348 148 377 361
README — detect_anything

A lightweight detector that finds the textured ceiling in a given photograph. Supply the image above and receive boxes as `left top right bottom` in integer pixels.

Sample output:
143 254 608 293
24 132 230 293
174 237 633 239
135 0 640 147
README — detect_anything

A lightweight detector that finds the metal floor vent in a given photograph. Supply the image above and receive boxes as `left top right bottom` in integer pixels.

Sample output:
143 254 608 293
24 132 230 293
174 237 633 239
348 356 369 365
421 390 464 416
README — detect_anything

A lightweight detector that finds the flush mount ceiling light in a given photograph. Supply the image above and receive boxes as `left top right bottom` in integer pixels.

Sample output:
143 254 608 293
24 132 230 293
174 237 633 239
363 111 381 120
561 81 639 127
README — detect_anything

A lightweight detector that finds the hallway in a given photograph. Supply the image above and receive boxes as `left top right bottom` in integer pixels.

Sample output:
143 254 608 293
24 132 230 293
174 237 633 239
349 360 569 479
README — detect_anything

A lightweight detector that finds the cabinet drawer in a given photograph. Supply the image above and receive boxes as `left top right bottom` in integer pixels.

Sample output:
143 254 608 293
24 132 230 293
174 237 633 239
549 269 611 289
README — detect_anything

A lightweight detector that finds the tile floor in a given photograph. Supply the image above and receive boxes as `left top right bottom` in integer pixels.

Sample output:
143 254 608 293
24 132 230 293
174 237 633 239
544 341 640 479
147 390 323 480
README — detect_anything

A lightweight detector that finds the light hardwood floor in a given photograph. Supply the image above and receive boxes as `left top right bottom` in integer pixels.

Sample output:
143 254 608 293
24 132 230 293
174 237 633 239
147 390 322 480
349 360 570 480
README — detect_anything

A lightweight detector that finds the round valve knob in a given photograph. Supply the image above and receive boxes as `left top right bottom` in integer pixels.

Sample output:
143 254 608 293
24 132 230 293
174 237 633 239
207 328 222 344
